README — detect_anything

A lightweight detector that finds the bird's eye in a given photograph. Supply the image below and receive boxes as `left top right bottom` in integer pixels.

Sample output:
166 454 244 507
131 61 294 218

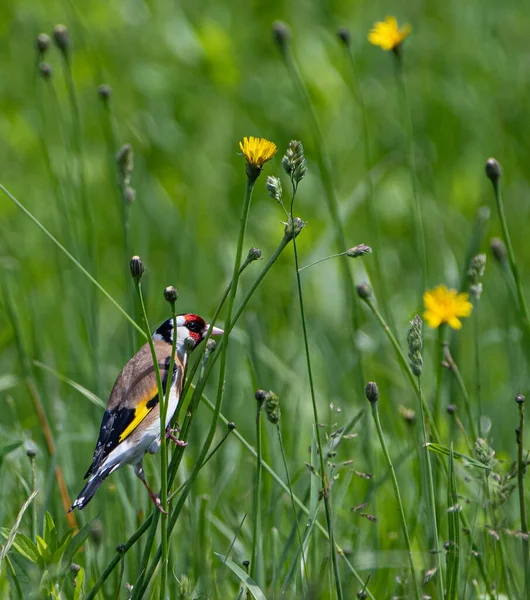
187 321 199 332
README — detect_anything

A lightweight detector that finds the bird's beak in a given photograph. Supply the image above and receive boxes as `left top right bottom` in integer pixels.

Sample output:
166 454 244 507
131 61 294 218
205 324 224 336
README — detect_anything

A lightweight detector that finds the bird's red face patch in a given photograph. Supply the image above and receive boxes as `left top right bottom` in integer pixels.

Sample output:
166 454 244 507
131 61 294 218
183 314 206 347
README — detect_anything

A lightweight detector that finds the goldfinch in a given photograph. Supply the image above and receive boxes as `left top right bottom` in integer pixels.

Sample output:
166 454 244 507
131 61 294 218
69 314 223 512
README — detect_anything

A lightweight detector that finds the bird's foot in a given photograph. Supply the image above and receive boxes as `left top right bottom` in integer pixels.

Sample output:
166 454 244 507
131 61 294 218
165 428 188 447
148 491 168 515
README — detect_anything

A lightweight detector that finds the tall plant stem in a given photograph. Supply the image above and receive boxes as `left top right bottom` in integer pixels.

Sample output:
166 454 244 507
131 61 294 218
159 306 178 600
443 345 478 444
516 398 530 599
60 50 101 394
290 197 342 597
133 174 256 599
250 402 263 584
370 397 420 600
418 378 445 599
278 38 366 387
133 279 168 596
1 275 77 528
0 184 145 339
489 172 530 342
394 52 427 296
433 325 446 431
361 295 439 441
276 424 307 588
342 42 395 332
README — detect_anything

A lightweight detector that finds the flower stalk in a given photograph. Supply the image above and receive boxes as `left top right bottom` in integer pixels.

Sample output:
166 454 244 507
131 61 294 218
366 382 421 600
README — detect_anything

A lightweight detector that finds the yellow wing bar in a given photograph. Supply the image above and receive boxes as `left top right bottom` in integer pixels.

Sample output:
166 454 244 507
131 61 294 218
118 385 159 443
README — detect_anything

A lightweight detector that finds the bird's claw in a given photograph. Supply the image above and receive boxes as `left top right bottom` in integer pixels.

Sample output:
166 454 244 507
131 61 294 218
165 428 188 447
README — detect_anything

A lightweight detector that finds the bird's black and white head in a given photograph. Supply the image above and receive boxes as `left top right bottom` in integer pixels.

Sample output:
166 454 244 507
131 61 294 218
153 314 223 352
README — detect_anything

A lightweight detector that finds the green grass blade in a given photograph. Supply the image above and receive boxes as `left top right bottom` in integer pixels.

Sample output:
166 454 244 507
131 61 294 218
426 443 489 469
214 553 267 600
0 490 39 576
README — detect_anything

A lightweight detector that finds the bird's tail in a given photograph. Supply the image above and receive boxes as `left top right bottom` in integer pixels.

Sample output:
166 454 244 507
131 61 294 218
68 467 113 512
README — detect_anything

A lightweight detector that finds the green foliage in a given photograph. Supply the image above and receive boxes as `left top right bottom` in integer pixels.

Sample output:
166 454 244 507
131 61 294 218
1 0 530 598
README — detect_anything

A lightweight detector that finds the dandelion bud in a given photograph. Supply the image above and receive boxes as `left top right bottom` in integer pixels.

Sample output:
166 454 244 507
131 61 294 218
490 237 508 266
98 84 112 102
485 158 502 185
265 391 281 424
163 286 178 305
447 404 457 415
356 283 372 300
206 338 217 353
357 591 368 600
283 216 306 241
516 394 525 404
39 62 52 80
346 244 372 258
36 33 51 55
337 27 351 47
282 140 307 185
272 20 290 54
266 175 283 203
407 315 423 377
25 442 37 458
227 421 237 431
255 389 266 408
246 247 262 263
130 255 144 281
365 382 379 404
53 25 71 55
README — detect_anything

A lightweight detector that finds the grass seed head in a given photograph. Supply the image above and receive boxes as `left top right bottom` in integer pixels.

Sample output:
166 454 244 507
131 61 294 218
53 24 71 55
130 255 144 281
485 157 502 185
36 33 51 55
490 237 508 266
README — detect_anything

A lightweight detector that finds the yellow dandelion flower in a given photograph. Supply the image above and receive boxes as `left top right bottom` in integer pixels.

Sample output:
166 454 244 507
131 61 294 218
423 285 473 330
239 136 277 169
368 16 411 51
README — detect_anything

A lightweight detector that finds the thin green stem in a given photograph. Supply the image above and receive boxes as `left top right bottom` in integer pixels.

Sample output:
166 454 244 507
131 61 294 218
370 398 420 600
279 37 366 389
60 51 100 394
134 173 256 598
473 306 482 437
516 400 530 599
362 296 440 442
290 195 343 598
250 402 263 584
490 177 530 340
276 424 307 588
433 325 446 431
30 455 37 542
418 378 445 599
343 42 396 332
395 52 427 295
133 279 167 595
159 307 178 600
443 345 478 444
0 184 145 339
298 252 347 273
74 234 292 599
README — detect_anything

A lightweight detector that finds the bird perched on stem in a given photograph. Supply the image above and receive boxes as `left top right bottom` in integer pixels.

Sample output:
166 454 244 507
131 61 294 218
69 314 223 512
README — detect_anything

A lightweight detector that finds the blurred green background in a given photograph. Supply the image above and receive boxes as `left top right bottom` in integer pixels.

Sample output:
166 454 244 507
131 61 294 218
0 0 528 597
